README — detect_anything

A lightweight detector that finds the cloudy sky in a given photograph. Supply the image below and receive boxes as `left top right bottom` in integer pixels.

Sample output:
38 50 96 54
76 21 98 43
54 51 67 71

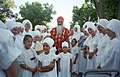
13 0 85 29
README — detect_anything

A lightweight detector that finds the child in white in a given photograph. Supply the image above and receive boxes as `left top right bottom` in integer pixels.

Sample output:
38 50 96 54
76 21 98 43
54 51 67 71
17 35 38 77
71 38 79 77
37 37 58 77
58 41 72 77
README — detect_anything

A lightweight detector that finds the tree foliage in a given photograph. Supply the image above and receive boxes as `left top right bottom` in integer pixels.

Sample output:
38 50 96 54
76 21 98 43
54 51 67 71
0 0 16 22
18 2 56 29
85 0 120 20
71 3 97 28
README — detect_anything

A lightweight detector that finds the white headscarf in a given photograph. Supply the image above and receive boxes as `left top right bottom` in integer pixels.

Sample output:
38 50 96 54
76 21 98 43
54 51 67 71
97 19 109 29
86 22 97 32
74 23 81 34
62 41 68 48
43 37 54 48
0 20 7 29
6 21 17 30
16 22 24 28
22 19 33 30
32 30 41 38
35 25 41 31
106 19 120 39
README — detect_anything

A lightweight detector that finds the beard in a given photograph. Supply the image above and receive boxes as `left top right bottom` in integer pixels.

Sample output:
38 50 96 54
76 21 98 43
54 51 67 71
57 25 63 35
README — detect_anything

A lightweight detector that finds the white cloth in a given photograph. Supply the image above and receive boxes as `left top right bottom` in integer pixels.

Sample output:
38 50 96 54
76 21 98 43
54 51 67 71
17 48 38 77
106 19 120 39
5 21 17 30
43 37 54 48
22 19 33 30
101 38 120 70
0 20 7 29
22 30 33 37
84 34 98 70
38 51 58 77
97 19 109 29
62 41 68 48
71 45 79 74
58 52 72 77
0 28 21 76
95 34 110 68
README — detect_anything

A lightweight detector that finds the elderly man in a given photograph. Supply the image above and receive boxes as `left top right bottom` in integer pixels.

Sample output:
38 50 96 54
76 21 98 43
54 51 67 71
50 16 70 54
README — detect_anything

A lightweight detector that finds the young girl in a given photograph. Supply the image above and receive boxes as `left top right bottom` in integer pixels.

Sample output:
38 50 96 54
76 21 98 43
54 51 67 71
37 37 58 77
58 41 72 77
71 38 79 77
17 35 38 77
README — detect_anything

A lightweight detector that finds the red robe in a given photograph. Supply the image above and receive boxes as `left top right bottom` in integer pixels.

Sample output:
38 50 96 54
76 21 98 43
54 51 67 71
50 27 70 54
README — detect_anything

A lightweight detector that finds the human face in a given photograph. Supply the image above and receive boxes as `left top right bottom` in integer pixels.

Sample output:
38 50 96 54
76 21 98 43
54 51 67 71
71 40 76 47
11 27 18 36
74 27 78 32
106 28 116 39
25 23 30 31
97 25 106 34
43 43 50 54
88 27 96 35
24 37 33 49
62 47 68 53
57 20 63 26
34 35 41 41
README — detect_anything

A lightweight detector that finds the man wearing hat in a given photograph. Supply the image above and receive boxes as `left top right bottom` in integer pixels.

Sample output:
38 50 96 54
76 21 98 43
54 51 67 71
50 16 70 54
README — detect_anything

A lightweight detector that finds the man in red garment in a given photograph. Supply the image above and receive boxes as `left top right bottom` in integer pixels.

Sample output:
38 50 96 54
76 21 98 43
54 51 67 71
50 16 70 54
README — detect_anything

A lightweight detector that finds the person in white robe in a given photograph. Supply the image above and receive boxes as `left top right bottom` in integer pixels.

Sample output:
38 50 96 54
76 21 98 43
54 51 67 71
37 37 58 77
17 35 38 77
83 22 98 70
70 38 79 77
22 19 33 36
0 20 21 77
100 19 120 71
95 19 110 68
58 41 73 77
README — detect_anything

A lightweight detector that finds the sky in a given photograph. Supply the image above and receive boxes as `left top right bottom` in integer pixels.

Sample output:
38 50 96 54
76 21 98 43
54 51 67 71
13 0 85 29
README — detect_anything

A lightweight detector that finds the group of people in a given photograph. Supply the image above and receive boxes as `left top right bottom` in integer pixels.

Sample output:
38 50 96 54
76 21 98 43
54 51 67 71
0 16 120 77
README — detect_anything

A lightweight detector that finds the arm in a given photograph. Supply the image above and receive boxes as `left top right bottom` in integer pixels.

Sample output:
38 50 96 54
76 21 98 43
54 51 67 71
58 58 61 71
6 60 18 77
70 59 72 73
73 53 78 64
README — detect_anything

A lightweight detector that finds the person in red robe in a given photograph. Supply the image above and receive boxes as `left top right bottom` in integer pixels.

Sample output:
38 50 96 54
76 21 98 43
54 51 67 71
50 16 70 54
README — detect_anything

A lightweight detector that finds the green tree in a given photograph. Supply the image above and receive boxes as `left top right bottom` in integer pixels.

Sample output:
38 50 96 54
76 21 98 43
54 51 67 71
18 2 56 29
0 0 16 22
85 0 120 20
71 3 97 28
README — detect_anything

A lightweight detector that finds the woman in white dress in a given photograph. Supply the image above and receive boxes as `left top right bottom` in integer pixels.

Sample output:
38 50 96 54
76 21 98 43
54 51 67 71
17 35 38 77
58 41 72 77
37 37 58 77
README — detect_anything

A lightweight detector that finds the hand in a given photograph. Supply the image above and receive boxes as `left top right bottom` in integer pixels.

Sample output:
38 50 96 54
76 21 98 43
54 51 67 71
58 66 61 71
31 68 36 76
73 60 76 64
88 52 94 59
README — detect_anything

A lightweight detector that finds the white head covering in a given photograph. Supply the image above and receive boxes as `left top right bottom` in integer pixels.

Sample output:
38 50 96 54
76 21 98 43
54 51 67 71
0 20 7 29
62 41 68 48
16 22 24 28
22 19 33 30
35 25 41 31
86 22 97 32
32 30 41 38
97 19 109 29
43 37 54 48
74 24 81 33
106 19 120 39
6 21 17 30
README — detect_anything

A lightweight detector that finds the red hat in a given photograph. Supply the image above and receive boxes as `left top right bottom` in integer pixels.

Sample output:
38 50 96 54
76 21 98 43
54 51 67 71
57 16 64 23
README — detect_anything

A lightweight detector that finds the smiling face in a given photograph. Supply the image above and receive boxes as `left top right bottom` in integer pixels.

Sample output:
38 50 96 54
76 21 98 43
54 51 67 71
97 25 106 34
24 37 33 49
11 27 18 36
43 42 50 53
62 46 68 53
88 27 96 35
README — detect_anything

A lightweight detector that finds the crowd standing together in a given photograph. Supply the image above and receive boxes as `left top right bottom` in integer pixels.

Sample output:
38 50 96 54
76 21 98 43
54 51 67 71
0 16 120 77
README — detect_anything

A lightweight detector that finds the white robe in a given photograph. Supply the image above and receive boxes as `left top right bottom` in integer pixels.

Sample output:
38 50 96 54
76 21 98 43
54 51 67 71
17 48 38 77
58 52 72 77
84 35 98 70
101 38 120 70
71 45 79 74
38 51 58 77
0 28 21 77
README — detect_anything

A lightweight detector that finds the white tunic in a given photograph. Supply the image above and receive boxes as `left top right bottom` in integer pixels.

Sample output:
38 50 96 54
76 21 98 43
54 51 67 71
71 45 79 74
0 29 21 77
17 48 38 77
84 35 98 70
101 38 120 70
38 51 58 77
58 52 72 77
